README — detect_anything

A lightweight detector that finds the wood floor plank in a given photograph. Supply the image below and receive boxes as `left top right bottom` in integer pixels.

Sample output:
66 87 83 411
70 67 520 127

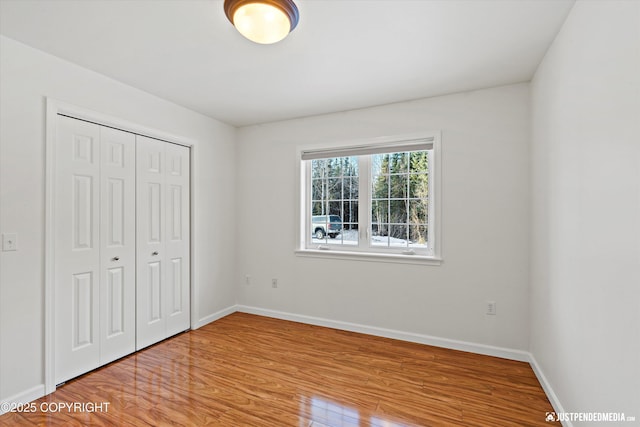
0 312 558 426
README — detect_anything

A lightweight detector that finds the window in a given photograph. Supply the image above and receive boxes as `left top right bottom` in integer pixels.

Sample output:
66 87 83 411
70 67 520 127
298 134 441 262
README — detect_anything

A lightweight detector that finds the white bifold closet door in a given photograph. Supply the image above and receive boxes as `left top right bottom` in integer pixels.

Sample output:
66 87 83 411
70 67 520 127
55 116 136 384
136 135 190 350
55 116 190 384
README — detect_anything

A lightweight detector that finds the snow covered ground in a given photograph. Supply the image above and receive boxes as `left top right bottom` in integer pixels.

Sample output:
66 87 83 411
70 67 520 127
311 229 427 248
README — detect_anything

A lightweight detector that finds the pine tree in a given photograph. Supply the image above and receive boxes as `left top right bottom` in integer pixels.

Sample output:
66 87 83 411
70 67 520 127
312 151 428 242
311 157 359 229
371 151 429 243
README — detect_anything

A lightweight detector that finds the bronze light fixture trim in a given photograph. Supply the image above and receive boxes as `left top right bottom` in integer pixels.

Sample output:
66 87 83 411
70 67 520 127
224 0 300 44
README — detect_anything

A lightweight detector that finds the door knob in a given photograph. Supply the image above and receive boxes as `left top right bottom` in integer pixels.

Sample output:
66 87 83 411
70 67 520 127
152 251 159 256
111 256 120 261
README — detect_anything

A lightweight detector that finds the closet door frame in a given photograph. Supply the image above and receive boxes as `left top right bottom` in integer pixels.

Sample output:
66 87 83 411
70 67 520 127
44 98 198 395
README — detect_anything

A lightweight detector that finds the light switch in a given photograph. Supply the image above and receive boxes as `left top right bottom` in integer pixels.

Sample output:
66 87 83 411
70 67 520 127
2 233 17 251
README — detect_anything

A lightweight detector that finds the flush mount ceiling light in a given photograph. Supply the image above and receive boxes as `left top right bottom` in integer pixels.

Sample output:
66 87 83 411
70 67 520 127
224 0 299 44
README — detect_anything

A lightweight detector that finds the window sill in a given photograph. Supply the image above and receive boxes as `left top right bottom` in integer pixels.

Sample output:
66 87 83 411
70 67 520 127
295 249 442 265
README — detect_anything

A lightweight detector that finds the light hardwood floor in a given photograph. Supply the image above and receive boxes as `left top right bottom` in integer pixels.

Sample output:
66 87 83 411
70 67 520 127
1 313 557 426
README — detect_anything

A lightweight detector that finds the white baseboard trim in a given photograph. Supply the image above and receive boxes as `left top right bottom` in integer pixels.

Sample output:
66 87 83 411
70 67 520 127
528 354 571 427
236 305 530 362
192 305 237 329
0 384 45 415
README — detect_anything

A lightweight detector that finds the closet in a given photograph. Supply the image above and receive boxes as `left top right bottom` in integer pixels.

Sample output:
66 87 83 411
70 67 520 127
54 115 190 384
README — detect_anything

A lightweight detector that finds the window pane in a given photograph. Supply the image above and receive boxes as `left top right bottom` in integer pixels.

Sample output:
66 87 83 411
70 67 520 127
312 159 327 178
328 201 341 217
343 156 358 176
342 200 358 225
409 225 428 247
389 174 408 199
327 178 342 199
410 151 429 173
312 178 325 201
372 153 390 201
338 228 358 245
371 224 389 246
372 153 390 175
388 152 408 173
409 174 428 198
328 223 342 236
389 200 407 223
372 173 389 199
345 177 358 199
371 199 389 224
389 224 408 246
325 158 343 177
409 199 428 224
311 201 325 216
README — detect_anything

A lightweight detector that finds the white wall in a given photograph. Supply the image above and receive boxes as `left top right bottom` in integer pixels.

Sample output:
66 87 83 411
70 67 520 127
0 36 237 401
530 0 640 420
236 83 531 352
6 1 637 416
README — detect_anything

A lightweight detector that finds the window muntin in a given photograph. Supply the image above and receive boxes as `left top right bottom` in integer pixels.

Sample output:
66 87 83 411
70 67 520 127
301 137 437 258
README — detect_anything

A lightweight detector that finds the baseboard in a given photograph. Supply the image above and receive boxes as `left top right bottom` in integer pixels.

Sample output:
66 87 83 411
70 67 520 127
236 305 530 362
529 354 571 427
192 305 237 329
0 384 45 415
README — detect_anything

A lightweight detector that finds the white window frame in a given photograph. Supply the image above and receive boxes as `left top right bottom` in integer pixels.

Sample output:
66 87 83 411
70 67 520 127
296 132 442 265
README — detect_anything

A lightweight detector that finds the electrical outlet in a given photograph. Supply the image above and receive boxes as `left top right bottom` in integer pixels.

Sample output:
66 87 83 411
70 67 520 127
486 301 496 315
271 278 278 288
245 275 251 285
2 233 17 251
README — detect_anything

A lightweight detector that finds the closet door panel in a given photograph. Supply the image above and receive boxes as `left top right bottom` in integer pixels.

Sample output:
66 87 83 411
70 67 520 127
55 116 101 384
136 135 167 350
165 143 190 336
99 126 136 364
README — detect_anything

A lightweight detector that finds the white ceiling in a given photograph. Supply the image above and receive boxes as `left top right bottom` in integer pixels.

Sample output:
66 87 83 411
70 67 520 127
0 0 574 127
